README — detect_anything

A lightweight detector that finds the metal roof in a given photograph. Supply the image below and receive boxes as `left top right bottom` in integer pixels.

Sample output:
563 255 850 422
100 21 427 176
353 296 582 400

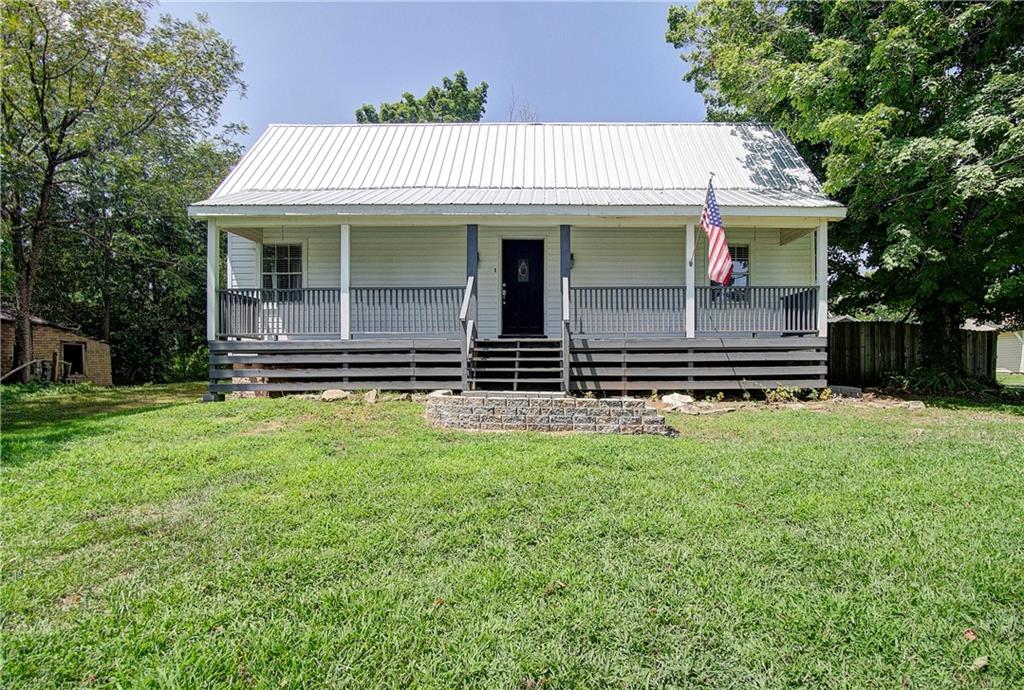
191 123 843 215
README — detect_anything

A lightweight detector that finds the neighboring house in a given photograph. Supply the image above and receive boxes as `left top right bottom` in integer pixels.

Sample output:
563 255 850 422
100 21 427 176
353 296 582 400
965 320 1023 374
0 307 112 386
997 330 1024 373
188 122 846 398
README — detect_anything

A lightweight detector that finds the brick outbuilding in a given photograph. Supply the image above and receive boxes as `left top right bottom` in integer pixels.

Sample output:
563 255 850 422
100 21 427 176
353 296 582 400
1 307 111 386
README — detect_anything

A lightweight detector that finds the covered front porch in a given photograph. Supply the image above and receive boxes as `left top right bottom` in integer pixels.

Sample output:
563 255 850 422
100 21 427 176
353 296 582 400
207 220 829 342
204 218 829 395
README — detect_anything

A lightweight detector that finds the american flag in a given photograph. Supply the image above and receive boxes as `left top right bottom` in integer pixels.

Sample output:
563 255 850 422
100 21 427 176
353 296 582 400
701 179 732 285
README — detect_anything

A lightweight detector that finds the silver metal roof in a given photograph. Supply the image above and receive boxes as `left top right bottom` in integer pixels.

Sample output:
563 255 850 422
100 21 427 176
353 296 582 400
191 123 843 215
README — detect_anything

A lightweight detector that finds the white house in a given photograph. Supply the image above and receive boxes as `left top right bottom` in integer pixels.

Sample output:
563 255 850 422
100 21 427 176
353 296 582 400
997 330 1024 374
189 122 846 397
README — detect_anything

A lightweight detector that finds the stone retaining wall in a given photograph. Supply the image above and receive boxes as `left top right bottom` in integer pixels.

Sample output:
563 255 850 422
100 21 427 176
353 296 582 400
425 392 671 435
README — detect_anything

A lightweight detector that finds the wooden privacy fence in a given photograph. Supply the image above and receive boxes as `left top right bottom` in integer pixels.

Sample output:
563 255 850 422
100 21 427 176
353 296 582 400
827 321 997 385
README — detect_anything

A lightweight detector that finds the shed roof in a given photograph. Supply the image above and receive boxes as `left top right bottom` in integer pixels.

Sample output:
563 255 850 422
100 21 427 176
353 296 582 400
0 305 101 340
190 123 844 217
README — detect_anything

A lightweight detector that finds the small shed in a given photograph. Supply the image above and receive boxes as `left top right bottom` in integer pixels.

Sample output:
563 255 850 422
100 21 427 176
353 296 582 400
0 307 112 386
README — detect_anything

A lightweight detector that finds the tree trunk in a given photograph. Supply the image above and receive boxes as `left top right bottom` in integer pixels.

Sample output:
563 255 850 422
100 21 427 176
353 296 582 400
9 160 58 382
100 242 113 342
11 279 34 384
918 301 964 372
10 224 35 384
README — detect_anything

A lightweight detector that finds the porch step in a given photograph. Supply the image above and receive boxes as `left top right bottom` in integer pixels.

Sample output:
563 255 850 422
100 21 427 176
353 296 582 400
469 338 564 392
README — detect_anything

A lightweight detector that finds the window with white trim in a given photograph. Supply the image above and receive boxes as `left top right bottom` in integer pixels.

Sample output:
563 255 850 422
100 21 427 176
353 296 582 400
711 244 750 287
729 245 750 287
262 244 302 290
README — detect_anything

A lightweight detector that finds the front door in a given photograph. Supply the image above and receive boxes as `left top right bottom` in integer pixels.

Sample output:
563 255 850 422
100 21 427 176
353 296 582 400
501 239 544 335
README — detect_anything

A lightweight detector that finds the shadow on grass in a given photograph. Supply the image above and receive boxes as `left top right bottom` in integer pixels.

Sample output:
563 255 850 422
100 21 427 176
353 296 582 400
919 394 1024 416
2 383 206 467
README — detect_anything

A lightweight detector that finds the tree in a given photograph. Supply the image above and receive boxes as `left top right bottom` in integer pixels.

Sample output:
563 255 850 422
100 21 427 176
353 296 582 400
667 1 1024 371
506 85 538 123
30 132 242 383
355 70 488 123
1 0 243 381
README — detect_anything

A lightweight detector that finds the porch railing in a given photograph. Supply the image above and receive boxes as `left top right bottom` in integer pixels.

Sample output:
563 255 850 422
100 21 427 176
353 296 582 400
570 287 687 335
351 286 462 336
218 284 819 339
695 285 818 334
216 286 462 338
218 288 341 338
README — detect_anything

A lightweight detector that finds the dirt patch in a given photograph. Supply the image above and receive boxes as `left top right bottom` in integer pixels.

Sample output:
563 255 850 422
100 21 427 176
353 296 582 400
657 393 931 416
58 590 83 609
239 419 287 435
239 414 317 435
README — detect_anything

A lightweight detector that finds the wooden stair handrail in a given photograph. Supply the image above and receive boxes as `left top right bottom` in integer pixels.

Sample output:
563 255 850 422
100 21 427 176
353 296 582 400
459 276 475 322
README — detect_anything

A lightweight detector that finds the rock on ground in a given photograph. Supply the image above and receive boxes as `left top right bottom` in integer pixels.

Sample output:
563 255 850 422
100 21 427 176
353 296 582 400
320 389 350 402
661 393 695 410
364 389 379 404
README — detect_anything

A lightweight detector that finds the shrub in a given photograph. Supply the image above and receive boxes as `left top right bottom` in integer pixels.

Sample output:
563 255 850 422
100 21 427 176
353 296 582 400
764 386 799 403
163 347 208 383
883 368 991 396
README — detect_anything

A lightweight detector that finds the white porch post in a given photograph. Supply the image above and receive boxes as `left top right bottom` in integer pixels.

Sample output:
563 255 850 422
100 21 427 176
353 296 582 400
816 220 829 337
206 220 219 341
685 222 696 338
340 223 351 339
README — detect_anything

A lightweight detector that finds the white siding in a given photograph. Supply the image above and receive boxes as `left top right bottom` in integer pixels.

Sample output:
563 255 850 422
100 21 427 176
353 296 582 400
477 226 561 339
226 226 466 290
569 227 812 289
694 228 814 286
226 234 258 288
351 227 464 287
226 227 341 288
571 228 684 287
997 331 1024 373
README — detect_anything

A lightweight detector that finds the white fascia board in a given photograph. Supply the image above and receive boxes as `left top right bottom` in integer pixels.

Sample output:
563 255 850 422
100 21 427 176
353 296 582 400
187 203 847 221
209 214 841 232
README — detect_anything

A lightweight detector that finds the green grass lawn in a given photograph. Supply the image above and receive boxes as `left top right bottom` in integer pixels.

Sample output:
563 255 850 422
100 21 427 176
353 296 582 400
2 385 1022 689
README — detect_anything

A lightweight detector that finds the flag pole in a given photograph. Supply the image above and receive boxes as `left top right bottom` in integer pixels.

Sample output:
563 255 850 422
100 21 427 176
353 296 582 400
706 172 724 297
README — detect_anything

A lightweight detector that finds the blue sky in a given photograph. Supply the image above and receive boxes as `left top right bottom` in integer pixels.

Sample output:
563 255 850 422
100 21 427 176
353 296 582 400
161 1 704 146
